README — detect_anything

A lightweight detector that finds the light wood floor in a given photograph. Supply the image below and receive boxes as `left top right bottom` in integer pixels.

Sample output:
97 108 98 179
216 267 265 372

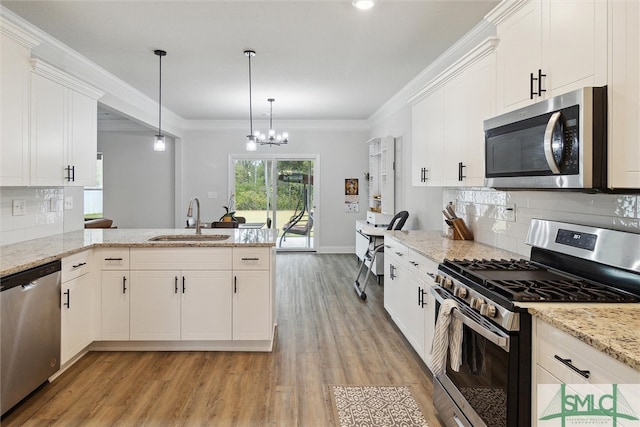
3 253 443 427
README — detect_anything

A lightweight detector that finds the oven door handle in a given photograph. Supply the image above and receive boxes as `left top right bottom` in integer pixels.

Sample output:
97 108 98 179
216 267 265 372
431 287 510 351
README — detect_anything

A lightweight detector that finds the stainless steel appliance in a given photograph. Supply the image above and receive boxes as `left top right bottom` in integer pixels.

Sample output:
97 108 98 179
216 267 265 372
1 260 61 416
483 87 607 190
431 219 640 427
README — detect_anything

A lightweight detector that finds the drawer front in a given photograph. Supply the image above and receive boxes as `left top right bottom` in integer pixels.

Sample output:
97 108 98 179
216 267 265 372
384 237 408 260
130 247 232 270
408 250 437 281
100 248 130 270
233 248 270 270
62 250 92 282
536 319 640 385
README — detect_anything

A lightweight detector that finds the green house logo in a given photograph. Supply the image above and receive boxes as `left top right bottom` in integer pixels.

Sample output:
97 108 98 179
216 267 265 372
538 384 640 427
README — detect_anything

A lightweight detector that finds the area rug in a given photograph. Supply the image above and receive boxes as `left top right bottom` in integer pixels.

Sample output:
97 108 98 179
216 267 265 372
329 385 429 427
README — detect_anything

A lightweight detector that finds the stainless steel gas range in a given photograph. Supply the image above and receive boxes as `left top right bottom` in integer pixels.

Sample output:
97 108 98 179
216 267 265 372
431 219 640 427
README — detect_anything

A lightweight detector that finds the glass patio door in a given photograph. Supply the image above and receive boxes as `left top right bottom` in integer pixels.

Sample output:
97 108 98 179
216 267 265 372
231 156 316 251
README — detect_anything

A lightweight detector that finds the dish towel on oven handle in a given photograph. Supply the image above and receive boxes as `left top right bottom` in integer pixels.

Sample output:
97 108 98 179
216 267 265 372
431 298 463 376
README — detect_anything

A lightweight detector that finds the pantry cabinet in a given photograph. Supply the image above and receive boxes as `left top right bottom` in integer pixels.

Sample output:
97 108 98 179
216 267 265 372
0 21 39 186
488 0 607 113
30 60 102 187
367 137 395 215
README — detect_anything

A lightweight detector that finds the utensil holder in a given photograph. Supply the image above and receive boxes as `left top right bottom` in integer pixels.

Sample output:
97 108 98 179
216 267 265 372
448 218 473 241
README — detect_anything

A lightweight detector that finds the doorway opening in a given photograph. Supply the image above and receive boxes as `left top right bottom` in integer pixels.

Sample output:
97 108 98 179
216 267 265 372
230 155 317 251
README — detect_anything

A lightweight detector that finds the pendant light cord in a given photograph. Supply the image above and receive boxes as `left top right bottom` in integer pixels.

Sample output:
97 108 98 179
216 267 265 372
158 53 162 136
248 53 253 136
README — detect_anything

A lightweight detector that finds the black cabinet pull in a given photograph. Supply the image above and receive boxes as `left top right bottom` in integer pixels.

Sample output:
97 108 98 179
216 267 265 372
63 289 70 308
418 286 422 307
72 262 86 269
64 165 76 182
234 276 237 294
537 69 546 96
458 162 466 181
554 355 590 379
105 257 123 261
530 72 535 99
182 276 186 293
122 276 127 294
241 257 260 261
174 276 178 294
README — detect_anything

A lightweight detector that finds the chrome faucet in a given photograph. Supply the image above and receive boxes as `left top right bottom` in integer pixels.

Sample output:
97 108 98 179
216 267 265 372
187 197 202 234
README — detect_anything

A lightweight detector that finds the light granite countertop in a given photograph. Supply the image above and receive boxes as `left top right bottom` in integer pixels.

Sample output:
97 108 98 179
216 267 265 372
384 230 640 372
526 304 640 372
384 229 522 263
1 228 277 277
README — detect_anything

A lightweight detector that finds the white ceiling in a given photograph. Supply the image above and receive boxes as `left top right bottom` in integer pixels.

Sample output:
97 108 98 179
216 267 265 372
3 0 498 121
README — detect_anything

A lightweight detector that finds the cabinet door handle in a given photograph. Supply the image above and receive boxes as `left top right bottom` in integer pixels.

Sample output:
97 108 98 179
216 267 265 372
537 69 546 96
63 289 70 308
72 262 86 269
241 257 260 261
530 69 547 99
553 355 590 379
234 276 237 294
182 276 186 293
175 276 178 294
530 72 535 99
427 272 436 279
390 264 396 280
458 162 466 181
418 286 422 307
105 257 123 261
122 276 127 294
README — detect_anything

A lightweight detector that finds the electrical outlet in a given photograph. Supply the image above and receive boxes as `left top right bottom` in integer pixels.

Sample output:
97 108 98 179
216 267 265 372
64 197 73 210
12 199 26 216
208 192 218 199
505 204 516 222
50 198 63 212
345 203 359 213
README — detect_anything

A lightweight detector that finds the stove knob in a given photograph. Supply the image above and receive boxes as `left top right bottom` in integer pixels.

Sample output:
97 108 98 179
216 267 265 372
454 286 467 299
480 303 497 318
470 297 485 310
443 278 453 290
434 274 443 284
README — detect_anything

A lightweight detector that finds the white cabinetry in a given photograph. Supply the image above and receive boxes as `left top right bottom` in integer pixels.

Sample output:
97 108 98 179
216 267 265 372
100 248 130 340
61 251 95 365
0 21 39 186
129 248 233 341
488 0 607 113
410 39 496 187
608 0 640 189
532 318 640 426
30 60 102 186
367 137 395 214
383 237 438 370
232 248 273 341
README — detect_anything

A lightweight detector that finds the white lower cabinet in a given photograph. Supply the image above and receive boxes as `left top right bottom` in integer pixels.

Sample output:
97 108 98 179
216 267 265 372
383 237 438 371
532 318 640 426
61 251 95 365
101 271 130 340
232 271 271 340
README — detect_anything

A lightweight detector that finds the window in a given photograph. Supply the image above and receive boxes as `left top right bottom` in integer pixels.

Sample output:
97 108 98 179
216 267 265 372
84 152 103 219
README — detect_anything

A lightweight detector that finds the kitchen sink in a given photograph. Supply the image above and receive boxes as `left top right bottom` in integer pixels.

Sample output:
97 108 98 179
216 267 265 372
148 234 230 241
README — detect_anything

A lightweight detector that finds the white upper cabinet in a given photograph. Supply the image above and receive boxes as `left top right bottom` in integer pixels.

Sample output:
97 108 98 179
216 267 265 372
30 60 103 187
0 19 39 186
608 0 640 189
488 0 607 113
410 38 496 188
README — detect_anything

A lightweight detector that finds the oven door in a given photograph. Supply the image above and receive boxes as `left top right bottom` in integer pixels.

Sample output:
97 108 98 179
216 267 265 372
431 287 516 427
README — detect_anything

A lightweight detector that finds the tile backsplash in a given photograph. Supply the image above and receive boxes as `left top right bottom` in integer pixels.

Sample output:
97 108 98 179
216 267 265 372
0 186 84 246
443 188 640 257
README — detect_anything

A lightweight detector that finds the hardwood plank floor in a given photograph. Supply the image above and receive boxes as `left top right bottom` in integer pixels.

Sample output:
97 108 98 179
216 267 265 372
2 253 443 427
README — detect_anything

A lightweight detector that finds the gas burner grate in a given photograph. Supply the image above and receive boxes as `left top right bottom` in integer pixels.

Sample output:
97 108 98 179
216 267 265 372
447 258 541 271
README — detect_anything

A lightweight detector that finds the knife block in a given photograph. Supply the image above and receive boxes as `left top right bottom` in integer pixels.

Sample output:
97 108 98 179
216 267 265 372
447 218 474 241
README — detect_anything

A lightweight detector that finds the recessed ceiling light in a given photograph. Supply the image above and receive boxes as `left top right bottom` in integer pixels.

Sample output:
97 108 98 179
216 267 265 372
352 0 375 10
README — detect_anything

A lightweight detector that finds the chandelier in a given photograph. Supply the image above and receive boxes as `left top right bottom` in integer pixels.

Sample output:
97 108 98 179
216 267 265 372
243 50 289 151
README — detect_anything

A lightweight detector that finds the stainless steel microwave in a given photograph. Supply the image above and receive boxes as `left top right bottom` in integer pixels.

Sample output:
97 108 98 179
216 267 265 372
483 86 607 190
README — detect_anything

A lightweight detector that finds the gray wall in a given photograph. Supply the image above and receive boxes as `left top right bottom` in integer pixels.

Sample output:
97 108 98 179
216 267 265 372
97 131 175 228
180 124 369 252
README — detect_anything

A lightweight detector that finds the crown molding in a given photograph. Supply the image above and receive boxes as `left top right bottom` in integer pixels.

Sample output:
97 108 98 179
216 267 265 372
484 0 531 27
183 119 370 132
0 13 40 48
368 18 496 125
31 59 104 99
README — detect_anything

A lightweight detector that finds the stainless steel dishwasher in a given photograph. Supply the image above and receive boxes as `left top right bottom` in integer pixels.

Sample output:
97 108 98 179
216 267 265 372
1 260 61 415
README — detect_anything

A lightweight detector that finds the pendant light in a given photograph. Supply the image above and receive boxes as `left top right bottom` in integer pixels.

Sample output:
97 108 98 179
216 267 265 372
154 49 167 152
258 98 288 146
244 50 257 151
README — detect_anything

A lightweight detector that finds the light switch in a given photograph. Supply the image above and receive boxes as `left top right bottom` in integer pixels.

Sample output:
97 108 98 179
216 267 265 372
12 199 26 216
64 197 73 210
